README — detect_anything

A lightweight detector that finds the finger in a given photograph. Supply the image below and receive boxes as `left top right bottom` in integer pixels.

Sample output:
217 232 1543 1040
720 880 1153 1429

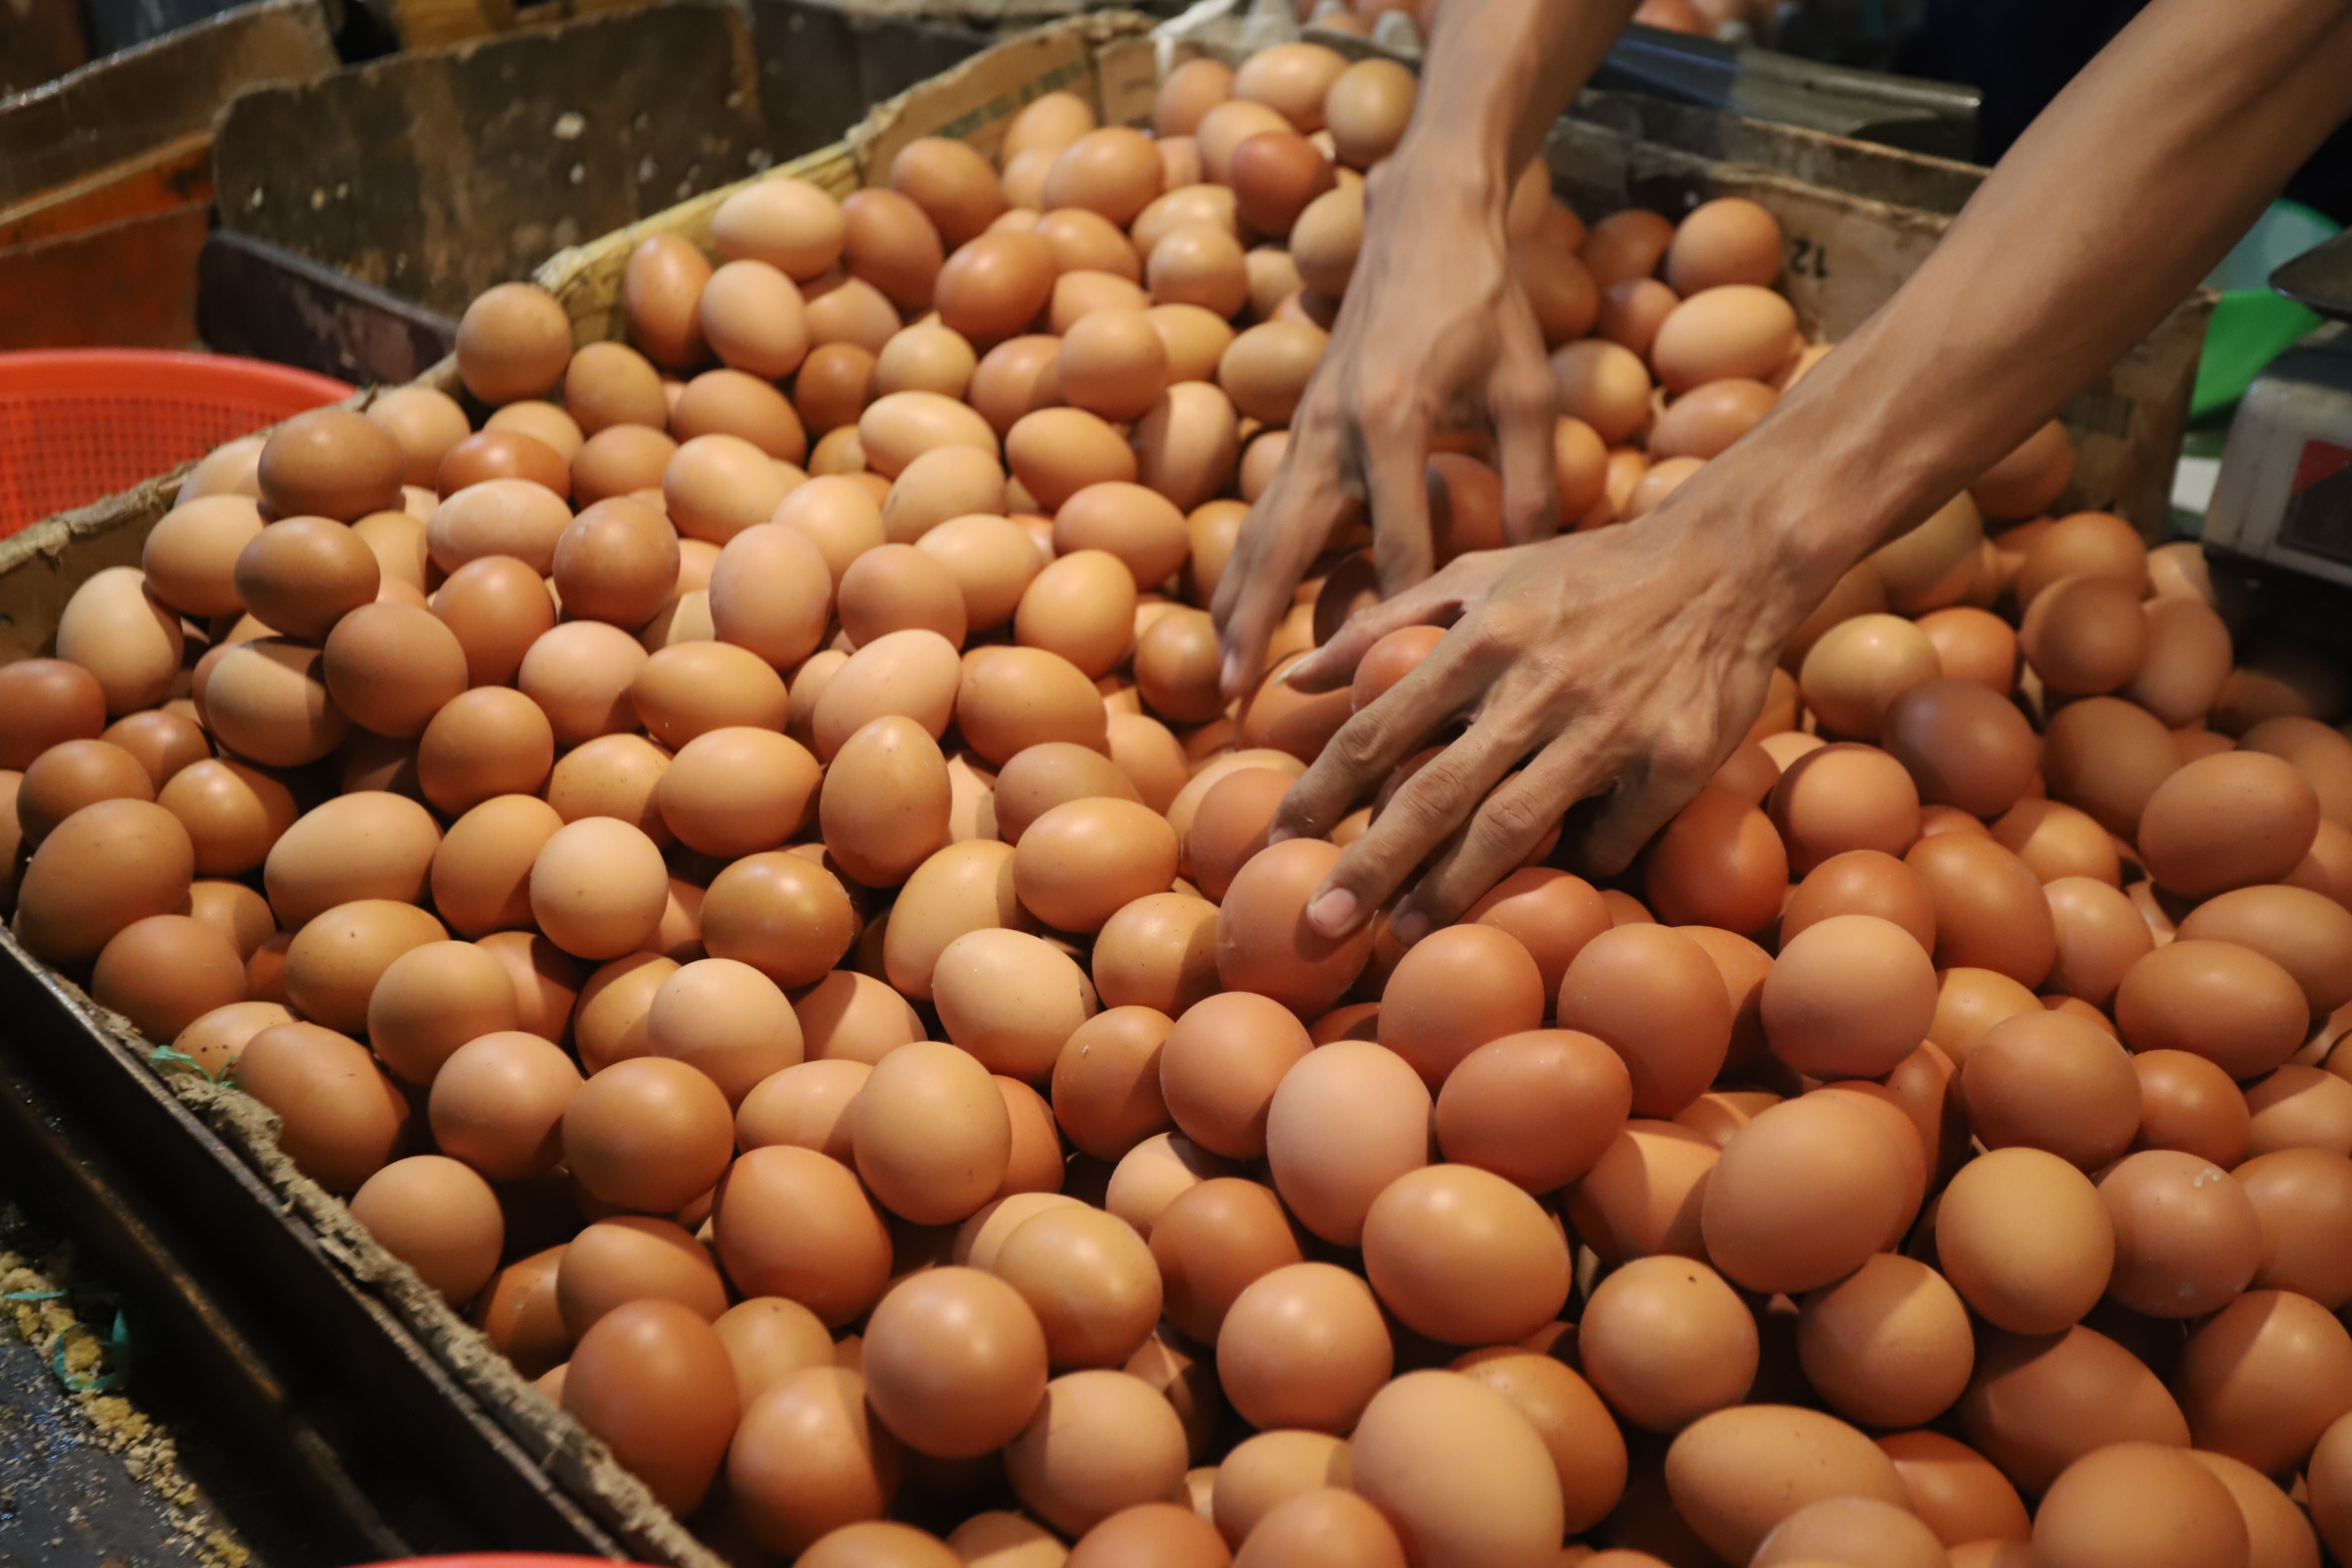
1273 626 1494 843
1492 344 1562 547
1298 711 1537 939
1555 755 1712 878
1214 466 1348 702
1281 564 1466 694
1392 724 1605 938
1367 431 1438 598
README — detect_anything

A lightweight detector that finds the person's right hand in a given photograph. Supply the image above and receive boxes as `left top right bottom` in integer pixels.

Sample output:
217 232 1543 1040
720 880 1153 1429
1210 158 1564 700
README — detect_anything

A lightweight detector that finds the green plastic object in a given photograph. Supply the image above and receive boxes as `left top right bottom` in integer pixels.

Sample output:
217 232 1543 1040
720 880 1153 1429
2192 201 2341 424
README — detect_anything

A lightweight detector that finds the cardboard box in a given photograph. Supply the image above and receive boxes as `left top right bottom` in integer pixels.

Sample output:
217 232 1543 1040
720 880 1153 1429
0 14 2217 1559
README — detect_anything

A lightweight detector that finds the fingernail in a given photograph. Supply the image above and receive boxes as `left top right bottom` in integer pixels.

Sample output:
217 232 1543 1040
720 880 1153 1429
1306 888 1358 936
1392 909 1431 946
1271 662 1296 687
1265 823 1297 846
1221 652 1249 695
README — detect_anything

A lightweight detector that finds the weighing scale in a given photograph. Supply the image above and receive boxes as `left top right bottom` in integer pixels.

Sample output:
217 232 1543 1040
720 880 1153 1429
2202 228 2352 653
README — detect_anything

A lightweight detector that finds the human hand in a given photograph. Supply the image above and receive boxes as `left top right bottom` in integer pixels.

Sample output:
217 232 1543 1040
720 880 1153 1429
1210 160 1563 701
1268 501 1818 943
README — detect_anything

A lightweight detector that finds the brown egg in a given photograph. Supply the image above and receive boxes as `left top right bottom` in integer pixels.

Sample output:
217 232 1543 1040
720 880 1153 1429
1211 840 1371 1018
1349 920 1534 1090
563 1055 732 1215
16 736 156 849
414 692 554 823
2017 576 2148 697
1935 1147 2114 1342
614 234 710 368
234 1020 411 1192
1750 1497 1948 1568
2128 1049 2250 1167
254 791 434 931
1991 798 2121 885
1648 285 1798 394
1427 1035 1629 1210
1760 913 1936 1079
1875 1431 2030 1548
562 1298 738 1516
1039 1006 1172 1164
1790 1252 1974 1432
984 1203 1159 1372
1349 1371 1565 1568
2139 751 2322 901
2235 1148 2352 1309
2094 1148 2260 1320
1087 893 1217 1021
546 499 679 631
1961 1006 2140 1168
2116 938 2306 1079
1004 796 1174 934
359 938 516 1087
568 951 674 1073
1125 1166 1291 1333
707 1145 889 1327
1662 1404 1909 1564
1875 680 2037 821
709 520 834 676
2034 876 2149 1007
738 1057 870 1164
2178 1287 2352 1477
194 639 346 769
725 1363 904 1556
807 276 905 360
1211 1259 1391 1433
310 603 466 748
1317 53 1415 165
1560 1118 1717 1263
421 795 556 941
1572 1254 1757 1433
1699 1094 1911 1294
842 1039 1009 1225
2244 1062 2352 1157
1898 833 2056 986
1004 1367 1189 1538
708 178 844 282
1792 615 1936 742
1248 1038 1424 1250
2022 1440 2245 1568
1663 198 1783 294
1154 989 1312 1160
439 425 571 501
850 1265 1050 1461
2035 696 2181 839
1361 1163 1571 1344
83 910 241 1046
833 188 947 316
1148 55 1235 138
346 1154 503 1308
420 562 549 691
424 1029 579 1181
1555 924 1731 1118
1763 743 1920 876
453 282 571 406
521 815 665 961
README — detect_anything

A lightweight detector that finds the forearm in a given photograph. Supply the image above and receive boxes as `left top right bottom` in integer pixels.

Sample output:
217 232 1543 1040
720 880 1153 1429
1385 0 1642 214
1725 0 2352 624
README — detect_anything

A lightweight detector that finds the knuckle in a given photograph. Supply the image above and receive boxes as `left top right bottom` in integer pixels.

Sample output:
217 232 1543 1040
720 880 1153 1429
1477 788 1551 850
1330 718 1392 776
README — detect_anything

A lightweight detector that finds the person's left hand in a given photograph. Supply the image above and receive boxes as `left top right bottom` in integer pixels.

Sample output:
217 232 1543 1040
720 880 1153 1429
1268 504 1811 945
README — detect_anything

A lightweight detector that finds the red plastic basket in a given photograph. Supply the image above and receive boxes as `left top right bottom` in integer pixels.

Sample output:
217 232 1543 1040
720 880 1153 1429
0 349 355 539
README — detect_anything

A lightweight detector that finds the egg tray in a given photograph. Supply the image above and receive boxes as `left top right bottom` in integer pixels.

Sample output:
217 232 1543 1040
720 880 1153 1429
0 11 2219 1560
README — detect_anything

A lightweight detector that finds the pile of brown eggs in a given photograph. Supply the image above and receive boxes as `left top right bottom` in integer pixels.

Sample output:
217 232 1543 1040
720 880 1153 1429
8 37 2352 1568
